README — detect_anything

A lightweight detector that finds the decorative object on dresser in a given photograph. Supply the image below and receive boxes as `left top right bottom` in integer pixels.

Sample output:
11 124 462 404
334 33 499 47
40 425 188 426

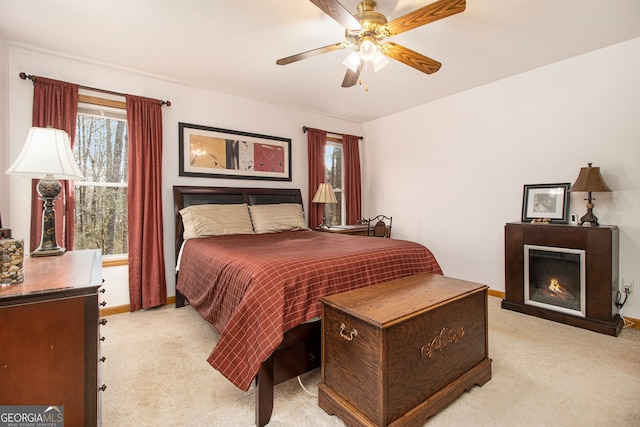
568 163 611 227
0 228 24 285
0 250 104 426
319 273 492 426
5 126 85 257
367 214 392 237
312 182 338 228
502 222 622 336
521 183 570 224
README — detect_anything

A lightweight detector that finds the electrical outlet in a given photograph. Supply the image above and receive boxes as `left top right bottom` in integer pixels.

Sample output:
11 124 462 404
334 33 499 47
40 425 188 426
622 278 634 294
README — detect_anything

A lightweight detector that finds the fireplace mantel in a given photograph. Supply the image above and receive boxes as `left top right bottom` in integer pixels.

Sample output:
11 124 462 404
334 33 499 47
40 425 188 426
502 222 622 336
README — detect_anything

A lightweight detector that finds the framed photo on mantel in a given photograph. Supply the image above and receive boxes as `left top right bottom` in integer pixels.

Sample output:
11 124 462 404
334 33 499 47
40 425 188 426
521 183 571 223
178 122 292 181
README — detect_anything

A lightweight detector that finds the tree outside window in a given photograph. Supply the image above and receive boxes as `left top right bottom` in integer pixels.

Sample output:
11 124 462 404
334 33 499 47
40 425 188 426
73 107 128 256
324 142 344 226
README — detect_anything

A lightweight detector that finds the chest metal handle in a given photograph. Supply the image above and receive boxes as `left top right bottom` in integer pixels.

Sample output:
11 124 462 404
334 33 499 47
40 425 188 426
339 322 358 341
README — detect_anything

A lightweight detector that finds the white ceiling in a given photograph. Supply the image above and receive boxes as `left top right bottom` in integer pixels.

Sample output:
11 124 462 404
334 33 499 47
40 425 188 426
1 0 639 122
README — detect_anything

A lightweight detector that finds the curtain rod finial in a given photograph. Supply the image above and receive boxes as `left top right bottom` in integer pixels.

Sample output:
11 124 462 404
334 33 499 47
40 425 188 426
19 72 35 82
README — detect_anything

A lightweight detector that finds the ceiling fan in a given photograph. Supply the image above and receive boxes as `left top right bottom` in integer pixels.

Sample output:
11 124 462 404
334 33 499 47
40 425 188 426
276 0 466 88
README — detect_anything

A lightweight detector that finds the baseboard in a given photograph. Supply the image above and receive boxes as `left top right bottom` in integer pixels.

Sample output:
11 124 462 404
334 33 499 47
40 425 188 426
488 289 504 298
100 296 176 317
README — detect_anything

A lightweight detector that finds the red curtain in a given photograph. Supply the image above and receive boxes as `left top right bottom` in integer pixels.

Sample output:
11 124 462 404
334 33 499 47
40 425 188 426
126 95 167 311
307 128 327 228
343 134 362 224
30 77 79 252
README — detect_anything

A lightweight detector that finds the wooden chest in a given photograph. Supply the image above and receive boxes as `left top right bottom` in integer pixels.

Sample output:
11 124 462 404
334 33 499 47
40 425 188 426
318 273 492 427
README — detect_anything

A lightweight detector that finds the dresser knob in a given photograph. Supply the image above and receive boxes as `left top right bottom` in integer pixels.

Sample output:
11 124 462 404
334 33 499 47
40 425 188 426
100 336 106 342
99 385 107 392
100 301 107 307
99 356 106 362
100 288 106 293
99 319 108 326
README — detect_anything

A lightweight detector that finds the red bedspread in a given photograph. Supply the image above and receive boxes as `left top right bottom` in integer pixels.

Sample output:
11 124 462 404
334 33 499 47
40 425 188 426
177 229 442 391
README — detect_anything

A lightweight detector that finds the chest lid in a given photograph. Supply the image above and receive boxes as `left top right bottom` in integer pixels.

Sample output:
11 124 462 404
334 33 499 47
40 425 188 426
321 273 487 328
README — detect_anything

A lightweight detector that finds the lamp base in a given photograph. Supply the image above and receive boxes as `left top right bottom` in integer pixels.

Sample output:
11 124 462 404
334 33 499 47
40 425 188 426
33 175 66 257
579 197 600 227
31 246 66 258
579 209 599 227
318 218 331 229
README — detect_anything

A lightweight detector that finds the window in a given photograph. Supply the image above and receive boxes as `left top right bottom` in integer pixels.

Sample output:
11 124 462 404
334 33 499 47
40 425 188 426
73 101 128 257
324 141 344 226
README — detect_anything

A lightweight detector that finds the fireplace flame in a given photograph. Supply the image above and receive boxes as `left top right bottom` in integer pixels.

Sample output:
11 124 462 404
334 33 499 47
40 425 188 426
547 278 570 298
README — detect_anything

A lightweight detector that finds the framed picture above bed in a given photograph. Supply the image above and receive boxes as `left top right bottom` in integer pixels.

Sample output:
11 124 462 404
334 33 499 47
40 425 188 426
521 183 571 223
178 122 292 181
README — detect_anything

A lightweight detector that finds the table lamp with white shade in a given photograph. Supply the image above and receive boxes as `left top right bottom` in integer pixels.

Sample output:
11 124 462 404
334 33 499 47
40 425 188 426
312 183 338 229
5 126 85 257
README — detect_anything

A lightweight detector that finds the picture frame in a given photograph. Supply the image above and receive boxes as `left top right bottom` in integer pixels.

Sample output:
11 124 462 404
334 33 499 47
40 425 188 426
521 183 571 223
178 122 292 181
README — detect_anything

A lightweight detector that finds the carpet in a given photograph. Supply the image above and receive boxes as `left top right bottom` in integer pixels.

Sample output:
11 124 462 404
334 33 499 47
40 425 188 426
101 296 640 426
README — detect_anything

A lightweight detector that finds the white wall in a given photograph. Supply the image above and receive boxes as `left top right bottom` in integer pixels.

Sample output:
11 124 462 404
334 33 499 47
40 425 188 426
6 39 640 322
0 35 9 227
363 38 640 320
5 47 362 308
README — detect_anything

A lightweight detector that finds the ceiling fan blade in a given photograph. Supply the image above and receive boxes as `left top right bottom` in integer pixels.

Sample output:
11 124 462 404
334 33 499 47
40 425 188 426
382 42 442 74
341 62 363 87
276 42 346 65
385 0 466 36
310 0 362 30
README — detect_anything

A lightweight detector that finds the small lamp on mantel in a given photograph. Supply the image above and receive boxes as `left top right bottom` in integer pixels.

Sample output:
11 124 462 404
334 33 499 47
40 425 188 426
312 183 338 229
5 126 85 257
569 163 611 227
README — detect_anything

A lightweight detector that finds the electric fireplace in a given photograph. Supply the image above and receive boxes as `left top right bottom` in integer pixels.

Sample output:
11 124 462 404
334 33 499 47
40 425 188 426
524 245 585 317
502 222 622 336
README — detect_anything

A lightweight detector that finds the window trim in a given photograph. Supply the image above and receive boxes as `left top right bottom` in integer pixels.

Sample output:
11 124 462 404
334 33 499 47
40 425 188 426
325 139 346 226
76 94 129 263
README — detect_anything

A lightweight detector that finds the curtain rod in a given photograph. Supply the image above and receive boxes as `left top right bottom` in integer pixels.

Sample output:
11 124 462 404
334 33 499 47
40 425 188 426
302 126 363 140
19 72 171 106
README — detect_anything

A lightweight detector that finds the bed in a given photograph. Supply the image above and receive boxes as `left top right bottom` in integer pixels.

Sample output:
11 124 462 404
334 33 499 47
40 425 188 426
173 186 442 426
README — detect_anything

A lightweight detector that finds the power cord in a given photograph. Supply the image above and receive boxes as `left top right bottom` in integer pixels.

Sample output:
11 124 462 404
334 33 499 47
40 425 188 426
615 288 635 329
297 375 318 398
615 288 630 310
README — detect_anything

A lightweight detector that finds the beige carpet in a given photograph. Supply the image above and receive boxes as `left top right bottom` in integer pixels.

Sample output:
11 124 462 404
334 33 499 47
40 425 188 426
101 297 640 426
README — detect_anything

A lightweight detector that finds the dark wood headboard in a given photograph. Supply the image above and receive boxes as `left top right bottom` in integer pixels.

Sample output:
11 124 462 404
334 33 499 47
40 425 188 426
173 186 304 260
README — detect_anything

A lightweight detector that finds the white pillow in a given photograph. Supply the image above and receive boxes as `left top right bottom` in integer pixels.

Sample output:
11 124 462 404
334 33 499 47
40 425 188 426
179 204 255 239
248 203 307 234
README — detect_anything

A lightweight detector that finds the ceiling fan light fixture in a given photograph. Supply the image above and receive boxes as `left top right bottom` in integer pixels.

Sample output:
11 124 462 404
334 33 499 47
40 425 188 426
343 51 361 72
359 37 377 62
371 49 389 72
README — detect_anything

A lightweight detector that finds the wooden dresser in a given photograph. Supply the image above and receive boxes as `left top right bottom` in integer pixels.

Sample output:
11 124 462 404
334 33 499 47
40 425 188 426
0 250 104 426
319 273 492 426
